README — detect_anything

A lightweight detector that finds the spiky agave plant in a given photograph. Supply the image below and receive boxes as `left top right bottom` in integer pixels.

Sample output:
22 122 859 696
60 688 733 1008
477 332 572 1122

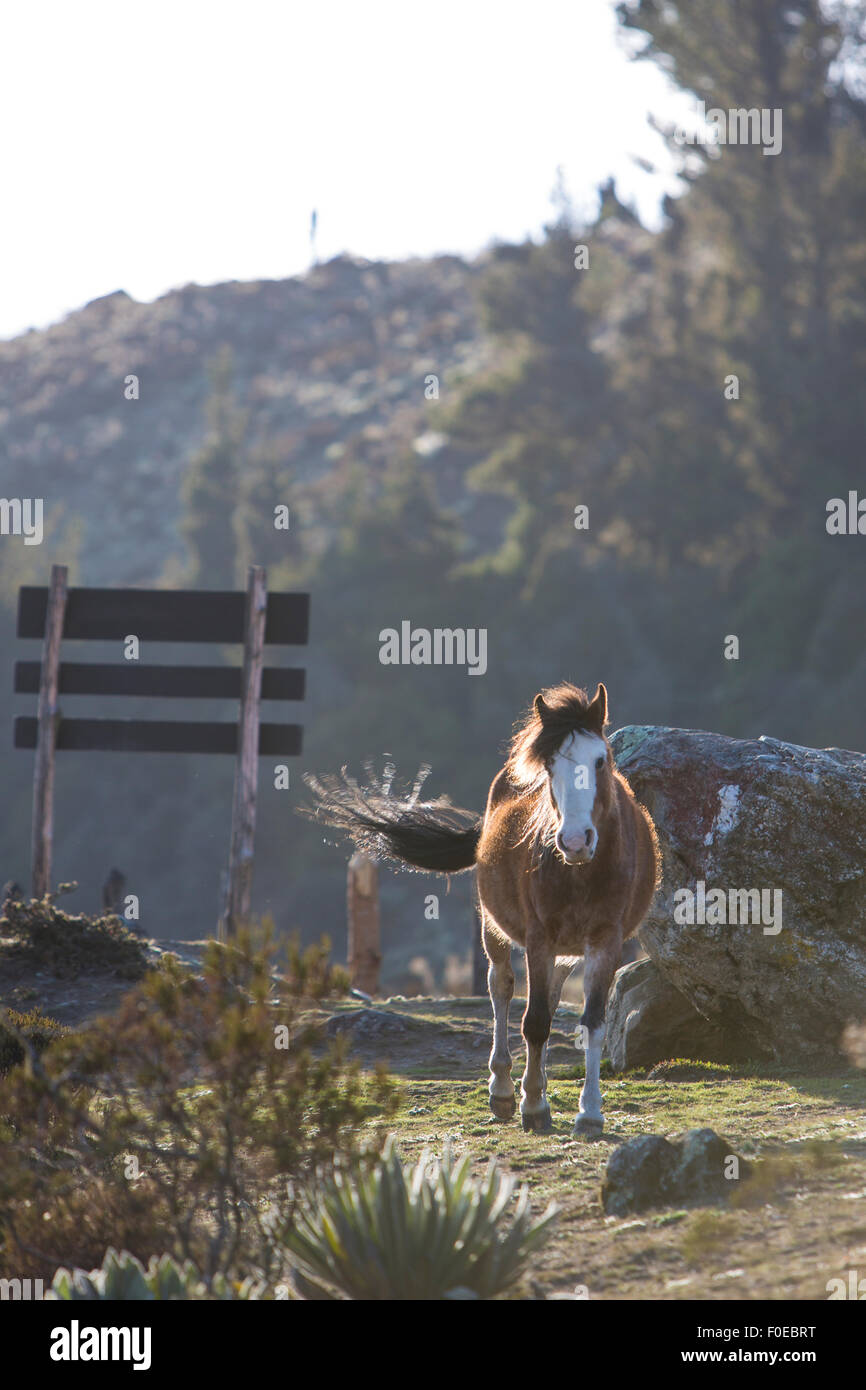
47 1247 265 1300
275 1136 558 1300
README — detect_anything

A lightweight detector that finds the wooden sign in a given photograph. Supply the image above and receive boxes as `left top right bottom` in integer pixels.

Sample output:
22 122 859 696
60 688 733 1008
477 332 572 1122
14 564 309 937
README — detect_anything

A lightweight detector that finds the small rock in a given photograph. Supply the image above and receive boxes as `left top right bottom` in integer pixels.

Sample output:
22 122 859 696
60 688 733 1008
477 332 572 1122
602 1135 677 1216
324 1009 409 1045
601 1127 749 1215
673 1128 747 1201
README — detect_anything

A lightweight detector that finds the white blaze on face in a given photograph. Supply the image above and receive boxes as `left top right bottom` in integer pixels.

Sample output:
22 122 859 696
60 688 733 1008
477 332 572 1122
549 731 607 862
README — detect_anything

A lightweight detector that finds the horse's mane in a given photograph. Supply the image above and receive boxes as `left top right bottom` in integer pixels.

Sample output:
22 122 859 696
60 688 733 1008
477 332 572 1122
506 683 606 790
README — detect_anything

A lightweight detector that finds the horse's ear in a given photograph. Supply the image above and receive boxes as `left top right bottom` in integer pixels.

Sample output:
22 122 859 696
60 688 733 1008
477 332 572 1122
534 693 551 724
587 682 608 732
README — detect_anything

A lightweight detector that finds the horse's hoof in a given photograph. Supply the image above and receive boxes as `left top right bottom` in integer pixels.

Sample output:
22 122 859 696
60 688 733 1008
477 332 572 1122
572 1113 603 1139
489 1094 516 1121
521 1105 553 1134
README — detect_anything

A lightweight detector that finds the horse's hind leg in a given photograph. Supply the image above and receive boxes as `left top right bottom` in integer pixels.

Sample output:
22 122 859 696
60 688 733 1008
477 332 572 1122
483 915 515 1120
574 934 620 1139
536 959 574 1074
548 959 575 1029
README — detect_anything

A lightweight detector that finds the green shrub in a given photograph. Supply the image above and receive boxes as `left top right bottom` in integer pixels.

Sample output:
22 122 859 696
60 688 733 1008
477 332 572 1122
0 895 149 980
274 1135 558 1300
0 924 396 1288
0 1006 68 1076
47 1246 264 1301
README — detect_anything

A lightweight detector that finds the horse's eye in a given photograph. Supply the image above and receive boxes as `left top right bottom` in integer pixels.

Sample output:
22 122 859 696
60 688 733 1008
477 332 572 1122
595 756 604 770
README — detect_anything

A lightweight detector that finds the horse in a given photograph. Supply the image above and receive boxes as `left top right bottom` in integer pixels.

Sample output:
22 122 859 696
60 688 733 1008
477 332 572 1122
302 681 660 1138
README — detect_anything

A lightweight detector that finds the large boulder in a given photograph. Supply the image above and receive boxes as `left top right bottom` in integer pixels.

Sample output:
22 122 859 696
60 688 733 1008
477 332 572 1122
606 957 742 1070
610 726 866 1064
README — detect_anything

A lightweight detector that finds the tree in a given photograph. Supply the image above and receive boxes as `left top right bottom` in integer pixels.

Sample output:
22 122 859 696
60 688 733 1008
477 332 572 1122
180 347 247 588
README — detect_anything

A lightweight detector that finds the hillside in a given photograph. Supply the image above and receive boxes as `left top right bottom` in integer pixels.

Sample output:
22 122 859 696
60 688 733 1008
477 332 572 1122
0 253 495 586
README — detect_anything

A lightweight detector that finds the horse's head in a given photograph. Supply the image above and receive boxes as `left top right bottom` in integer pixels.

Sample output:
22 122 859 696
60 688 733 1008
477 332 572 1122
547 723 611 864
507 682 612 866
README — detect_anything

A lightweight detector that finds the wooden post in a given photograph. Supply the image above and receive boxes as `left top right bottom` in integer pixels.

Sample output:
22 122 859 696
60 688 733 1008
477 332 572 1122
31 564 68 900
347 851 380 995
220 566 267 940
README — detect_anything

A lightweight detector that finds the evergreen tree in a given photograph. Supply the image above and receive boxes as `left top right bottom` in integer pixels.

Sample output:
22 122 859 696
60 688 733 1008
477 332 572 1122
616 0 866 741
443 202 622 596
180 347 247 588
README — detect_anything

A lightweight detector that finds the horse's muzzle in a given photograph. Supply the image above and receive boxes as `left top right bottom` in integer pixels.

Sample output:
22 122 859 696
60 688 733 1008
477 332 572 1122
559 845 594 866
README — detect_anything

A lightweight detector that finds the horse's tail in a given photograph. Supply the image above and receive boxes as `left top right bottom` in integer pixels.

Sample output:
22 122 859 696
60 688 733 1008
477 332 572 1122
299 763 481 873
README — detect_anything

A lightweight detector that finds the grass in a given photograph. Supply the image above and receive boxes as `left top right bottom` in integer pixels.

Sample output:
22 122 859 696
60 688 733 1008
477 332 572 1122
680 1211 738 1264
349 1007 866 1300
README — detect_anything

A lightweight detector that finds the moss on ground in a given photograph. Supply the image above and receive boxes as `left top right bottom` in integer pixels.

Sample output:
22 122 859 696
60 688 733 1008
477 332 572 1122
0 897 149 980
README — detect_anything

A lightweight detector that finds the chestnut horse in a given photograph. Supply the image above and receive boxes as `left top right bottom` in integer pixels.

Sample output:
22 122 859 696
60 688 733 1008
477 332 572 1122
303 682 659 1137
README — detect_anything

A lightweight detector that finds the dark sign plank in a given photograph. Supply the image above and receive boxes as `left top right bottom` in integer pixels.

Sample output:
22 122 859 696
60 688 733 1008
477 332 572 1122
14 717 302 755
15 662 305 701
17 588 310 645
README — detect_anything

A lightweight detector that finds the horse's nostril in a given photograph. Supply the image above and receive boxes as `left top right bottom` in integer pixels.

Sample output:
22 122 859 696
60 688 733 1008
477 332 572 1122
585 828 595 848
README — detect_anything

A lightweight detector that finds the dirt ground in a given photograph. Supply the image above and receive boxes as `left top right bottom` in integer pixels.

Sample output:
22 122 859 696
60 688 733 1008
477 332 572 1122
0 937 212 1028
4 948 864 1303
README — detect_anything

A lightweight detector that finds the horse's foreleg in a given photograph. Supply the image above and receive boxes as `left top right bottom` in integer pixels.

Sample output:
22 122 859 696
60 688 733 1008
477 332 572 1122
520 942 554 1133
483 915 515 1120
574 935 620 1139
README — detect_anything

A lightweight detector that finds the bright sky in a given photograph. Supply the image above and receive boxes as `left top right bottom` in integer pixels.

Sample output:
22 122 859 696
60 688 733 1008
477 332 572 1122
0 0 691 341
